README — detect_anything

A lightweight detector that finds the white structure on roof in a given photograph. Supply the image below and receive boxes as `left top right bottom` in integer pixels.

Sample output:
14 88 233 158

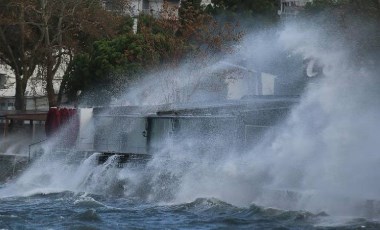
225 69 276 100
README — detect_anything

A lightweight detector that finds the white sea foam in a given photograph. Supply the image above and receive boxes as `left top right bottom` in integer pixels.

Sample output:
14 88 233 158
0 16 379 219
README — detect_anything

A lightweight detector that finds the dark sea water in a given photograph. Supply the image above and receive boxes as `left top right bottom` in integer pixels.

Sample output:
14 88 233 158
1 151 380 230
0 187 379 230
2 129 379 229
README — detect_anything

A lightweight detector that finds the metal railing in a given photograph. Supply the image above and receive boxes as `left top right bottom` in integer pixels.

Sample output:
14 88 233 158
28 139 47 162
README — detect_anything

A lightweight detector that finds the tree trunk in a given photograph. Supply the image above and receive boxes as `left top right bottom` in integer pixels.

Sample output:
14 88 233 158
46 76 57 107
14 75 27 111
42 0 58 108
46 54 57 107
57 73 68 106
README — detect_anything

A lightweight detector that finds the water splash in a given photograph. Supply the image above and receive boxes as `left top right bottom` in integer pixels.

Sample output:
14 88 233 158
1 17 379 220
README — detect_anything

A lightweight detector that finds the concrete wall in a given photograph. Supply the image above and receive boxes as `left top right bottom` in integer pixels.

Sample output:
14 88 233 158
0 154 28 182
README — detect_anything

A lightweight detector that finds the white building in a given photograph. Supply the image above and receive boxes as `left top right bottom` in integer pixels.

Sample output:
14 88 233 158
0 66 61 111
103 0 212 17
278 0 313 18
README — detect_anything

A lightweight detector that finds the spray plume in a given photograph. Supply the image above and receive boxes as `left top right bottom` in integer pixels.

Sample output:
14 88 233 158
0 14 379 219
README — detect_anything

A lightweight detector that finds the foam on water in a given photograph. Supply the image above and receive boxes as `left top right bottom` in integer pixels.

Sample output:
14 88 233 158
0 17 379 223
73 196 106 208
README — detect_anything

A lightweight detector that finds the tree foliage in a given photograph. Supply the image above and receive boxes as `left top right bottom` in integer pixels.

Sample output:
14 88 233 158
303 0 380 65
63 2 242 105
0 0 122 109
210 0 278 14
305 0 380 14
207 0 280 28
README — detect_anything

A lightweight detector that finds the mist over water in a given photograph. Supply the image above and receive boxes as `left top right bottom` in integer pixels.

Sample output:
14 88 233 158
1 18 380 225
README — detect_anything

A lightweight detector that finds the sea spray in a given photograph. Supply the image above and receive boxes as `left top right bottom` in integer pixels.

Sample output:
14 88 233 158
112 22 380 216
0 18 379 220
167 23 380 215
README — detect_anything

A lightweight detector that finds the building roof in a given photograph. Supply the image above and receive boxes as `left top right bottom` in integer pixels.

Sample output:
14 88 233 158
93 96 300 117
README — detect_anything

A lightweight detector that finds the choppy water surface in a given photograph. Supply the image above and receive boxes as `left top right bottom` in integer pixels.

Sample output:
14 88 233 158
0 186 379 229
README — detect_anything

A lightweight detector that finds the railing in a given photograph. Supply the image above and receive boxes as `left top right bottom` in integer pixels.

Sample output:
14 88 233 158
28 139 47 162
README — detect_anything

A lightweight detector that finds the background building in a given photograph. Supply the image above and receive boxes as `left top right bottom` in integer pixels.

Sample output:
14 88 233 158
278 0 313 18
0 66 61 111
102 0 212 16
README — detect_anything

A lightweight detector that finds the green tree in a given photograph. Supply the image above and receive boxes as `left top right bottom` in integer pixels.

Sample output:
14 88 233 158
207 0 279 28
63 3 242 105
304 0 380 14
63 32 165 104
0 0 41 110
0 0 122 110
303 0 380 67
211 0 278 15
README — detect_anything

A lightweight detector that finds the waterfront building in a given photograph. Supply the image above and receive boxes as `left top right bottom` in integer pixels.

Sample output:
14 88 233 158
278 0 313 18
102 0 212 17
